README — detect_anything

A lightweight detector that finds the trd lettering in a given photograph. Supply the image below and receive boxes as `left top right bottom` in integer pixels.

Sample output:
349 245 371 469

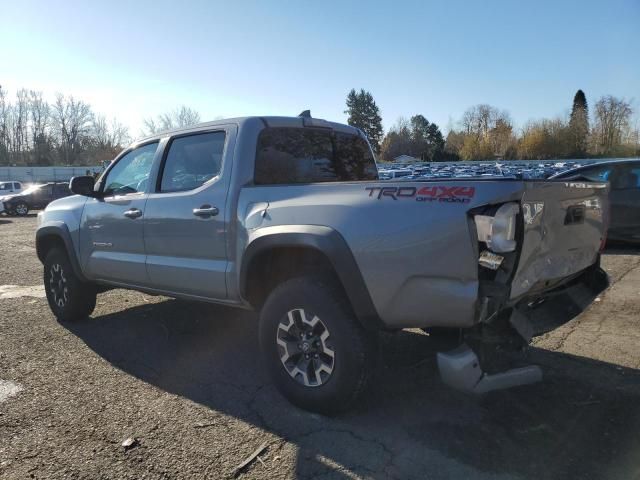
367 185 475 202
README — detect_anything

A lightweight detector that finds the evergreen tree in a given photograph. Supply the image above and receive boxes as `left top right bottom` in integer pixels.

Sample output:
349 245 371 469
344 89 384 153
409 114 445 161
569 89 589 158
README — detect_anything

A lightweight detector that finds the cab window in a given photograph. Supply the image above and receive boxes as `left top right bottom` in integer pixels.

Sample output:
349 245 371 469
254 127 378 185
103 142 159 196
159 132 225 193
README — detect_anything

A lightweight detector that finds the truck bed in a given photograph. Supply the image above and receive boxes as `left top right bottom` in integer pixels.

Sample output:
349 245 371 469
238 178 609 329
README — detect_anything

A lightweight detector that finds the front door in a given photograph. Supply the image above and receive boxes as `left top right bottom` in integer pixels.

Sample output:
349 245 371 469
80 142 160 285
143 130 231 299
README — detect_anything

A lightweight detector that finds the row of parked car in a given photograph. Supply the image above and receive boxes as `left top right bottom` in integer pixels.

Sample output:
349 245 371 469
0 181 72 216
378 159 590 180
378 158 640 244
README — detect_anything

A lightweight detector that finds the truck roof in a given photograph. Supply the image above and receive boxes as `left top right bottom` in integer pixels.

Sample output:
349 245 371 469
136 115 362 144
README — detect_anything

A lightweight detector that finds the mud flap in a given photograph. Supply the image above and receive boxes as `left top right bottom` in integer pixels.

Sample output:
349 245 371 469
437 344 542 394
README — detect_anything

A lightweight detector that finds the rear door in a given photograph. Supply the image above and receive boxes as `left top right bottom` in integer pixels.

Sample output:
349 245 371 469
142 128 234 299
80 142 159 285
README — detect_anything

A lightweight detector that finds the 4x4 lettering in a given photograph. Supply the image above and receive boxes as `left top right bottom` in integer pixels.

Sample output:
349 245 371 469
436 186 460 198
417 186 438 197
455 187 475 197
365 185 475 201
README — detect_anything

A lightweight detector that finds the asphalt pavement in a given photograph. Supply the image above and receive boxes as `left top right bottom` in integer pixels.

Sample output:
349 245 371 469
1 215 639 480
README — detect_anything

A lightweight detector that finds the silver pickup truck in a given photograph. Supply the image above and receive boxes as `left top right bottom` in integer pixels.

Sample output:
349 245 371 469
36 115 609 413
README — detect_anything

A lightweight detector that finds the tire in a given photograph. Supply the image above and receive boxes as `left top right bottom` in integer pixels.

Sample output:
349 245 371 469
44 248 97 322
259 276 377 415
14 202 29 216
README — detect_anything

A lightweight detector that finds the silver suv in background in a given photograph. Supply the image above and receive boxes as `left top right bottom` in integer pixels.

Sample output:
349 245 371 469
36 115 608 413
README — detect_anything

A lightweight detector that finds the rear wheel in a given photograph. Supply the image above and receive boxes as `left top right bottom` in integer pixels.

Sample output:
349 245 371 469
14 202 29 216
259 276 376 415
44 248 97 322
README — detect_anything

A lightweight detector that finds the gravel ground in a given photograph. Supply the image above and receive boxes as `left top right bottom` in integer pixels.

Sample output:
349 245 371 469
1 214 639 480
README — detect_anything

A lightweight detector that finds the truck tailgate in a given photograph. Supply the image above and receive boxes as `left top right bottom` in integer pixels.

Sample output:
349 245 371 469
510 181 608 299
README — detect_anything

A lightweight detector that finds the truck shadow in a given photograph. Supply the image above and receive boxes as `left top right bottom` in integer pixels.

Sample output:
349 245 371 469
63 299 640 480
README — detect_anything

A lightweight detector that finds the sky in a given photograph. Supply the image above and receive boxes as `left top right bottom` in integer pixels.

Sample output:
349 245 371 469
1 0 639 138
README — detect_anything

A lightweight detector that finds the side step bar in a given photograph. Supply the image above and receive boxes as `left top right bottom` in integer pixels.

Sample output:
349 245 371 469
437 344 542 394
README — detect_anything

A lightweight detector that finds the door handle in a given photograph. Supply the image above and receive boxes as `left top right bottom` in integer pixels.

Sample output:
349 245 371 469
193 205 219 217
123 208 143 219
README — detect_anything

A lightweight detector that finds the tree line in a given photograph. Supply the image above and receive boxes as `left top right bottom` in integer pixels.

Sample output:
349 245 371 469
1 83 637 166
345 88 639 162
0 84 201 167
0 85 130 166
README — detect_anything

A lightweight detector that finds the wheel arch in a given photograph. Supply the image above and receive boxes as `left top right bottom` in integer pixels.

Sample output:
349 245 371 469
240 225 383 331
36 224 88 282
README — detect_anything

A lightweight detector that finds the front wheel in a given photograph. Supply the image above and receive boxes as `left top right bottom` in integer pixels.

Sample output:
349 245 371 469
259 276 377 415
44 248 97 322
14 202 29 216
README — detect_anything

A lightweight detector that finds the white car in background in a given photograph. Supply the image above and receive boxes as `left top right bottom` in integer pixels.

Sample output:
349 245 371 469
0 181 24 214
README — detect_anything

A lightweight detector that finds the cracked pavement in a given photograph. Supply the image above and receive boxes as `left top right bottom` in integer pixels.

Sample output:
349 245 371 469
1 215 640 479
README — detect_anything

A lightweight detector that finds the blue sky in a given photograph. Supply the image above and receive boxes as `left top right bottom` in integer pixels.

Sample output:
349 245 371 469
1 0 638 136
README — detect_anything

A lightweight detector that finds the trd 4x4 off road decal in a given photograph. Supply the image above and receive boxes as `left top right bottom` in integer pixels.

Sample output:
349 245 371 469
365 185 475 203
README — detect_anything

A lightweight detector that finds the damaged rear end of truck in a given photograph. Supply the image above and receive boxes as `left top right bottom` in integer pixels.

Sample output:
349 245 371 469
438 179 610 392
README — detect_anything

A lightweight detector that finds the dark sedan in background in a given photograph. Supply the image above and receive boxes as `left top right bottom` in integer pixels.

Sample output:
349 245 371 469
2 182 72 216
552 159 640 244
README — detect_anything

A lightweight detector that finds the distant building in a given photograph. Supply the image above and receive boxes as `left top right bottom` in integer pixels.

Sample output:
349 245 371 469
393 154 420 163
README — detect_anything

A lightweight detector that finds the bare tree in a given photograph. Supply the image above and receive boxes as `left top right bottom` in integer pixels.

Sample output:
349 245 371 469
92 115 130 150
0 85 10 165
52 93 94 165
593 95 633 155
29 90 52 164
11 89 30 164
461 104 511 138
142 105 201 136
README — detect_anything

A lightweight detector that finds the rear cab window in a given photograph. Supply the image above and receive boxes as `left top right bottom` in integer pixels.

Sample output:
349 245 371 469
254 127 378 185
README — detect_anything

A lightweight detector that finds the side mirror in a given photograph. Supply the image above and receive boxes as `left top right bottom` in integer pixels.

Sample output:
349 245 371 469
69 176 96 197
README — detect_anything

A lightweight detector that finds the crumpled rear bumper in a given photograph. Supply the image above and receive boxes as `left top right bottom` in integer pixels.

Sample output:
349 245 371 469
507 263 609 342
